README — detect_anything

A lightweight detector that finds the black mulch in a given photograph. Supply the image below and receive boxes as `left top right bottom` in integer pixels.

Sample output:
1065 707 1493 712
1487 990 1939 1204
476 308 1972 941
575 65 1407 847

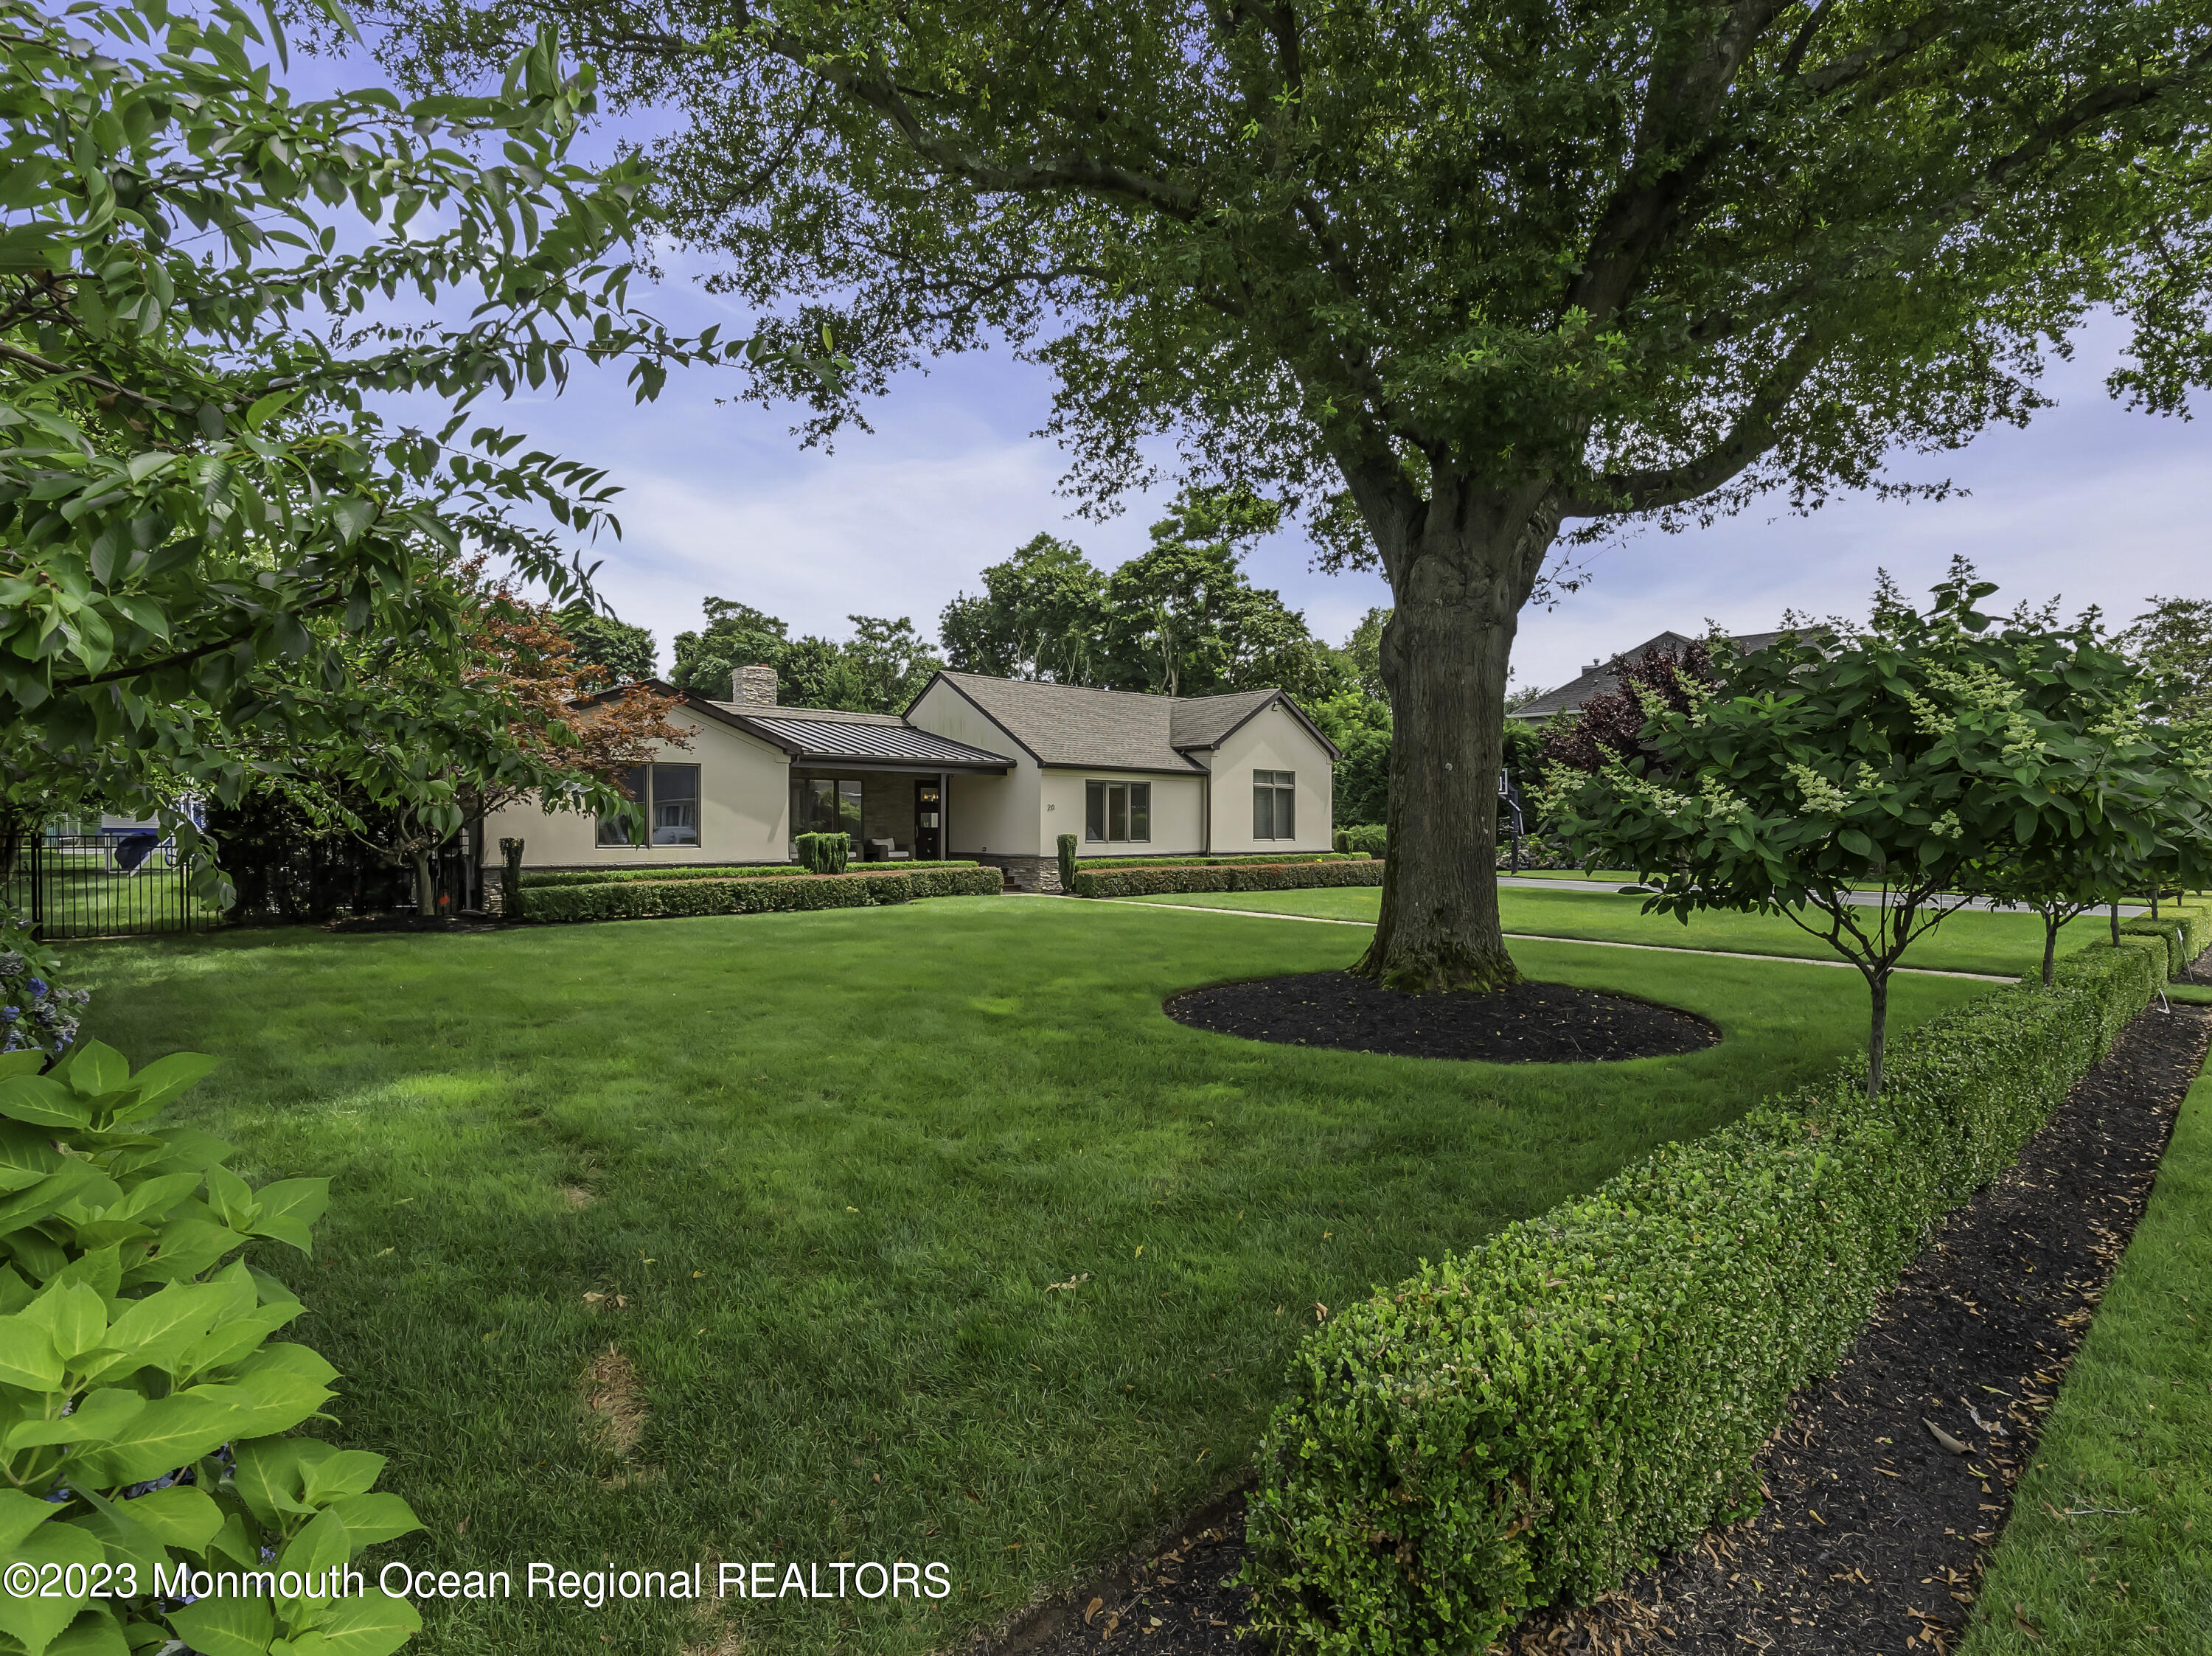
984 993 2209 1656
1163 973 1718 1063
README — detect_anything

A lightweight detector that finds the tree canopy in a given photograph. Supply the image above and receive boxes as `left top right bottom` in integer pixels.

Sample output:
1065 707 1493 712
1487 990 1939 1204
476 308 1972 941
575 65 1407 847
668 600 944 712
2120 595 2212 726
558 602 659 688
1545 568 2212 1093
0 0 824 933
358 0 2212 991
940 488 1346 702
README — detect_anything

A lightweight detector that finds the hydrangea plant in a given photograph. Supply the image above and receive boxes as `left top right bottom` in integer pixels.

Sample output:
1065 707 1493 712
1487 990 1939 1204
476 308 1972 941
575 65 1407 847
0 1039 422 1655
0 930 88 1062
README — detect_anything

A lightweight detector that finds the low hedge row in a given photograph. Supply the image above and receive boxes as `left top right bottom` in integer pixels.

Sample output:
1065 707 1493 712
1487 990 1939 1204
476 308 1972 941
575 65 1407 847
1070 859 1385 899
1242 901 2211 1655
521 865 1002 922
1073 852 1365 870
520 860 977 890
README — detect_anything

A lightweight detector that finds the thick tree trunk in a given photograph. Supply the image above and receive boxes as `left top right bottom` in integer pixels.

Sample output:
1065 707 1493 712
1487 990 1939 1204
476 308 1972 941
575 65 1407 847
1352 481 1558 992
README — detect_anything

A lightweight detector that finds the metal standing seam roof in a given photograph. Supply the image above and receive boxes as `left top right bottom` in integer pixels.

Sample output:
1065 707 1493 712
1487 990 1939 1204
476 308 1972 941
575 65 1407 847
732 713 1015 768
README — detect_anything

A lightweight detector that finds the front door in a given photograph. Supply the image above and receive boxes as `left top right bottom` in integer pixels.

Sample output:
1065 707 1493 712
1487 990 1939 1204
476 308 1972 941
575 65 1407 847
914 779 942 860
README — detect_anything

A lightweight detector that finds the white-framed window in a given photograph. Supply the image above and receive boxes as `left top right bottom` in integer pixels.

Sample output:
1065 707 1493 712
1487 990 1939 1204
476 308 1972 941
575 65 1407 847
1085 779 1150 843
597 763 703 846
1253 769 1295 840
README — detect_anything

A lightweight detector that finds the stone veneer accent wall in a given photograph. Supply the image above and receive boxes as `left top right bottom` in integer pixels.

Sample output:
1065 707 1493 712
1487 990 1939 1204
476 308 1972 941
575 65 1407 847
975 853 1062 894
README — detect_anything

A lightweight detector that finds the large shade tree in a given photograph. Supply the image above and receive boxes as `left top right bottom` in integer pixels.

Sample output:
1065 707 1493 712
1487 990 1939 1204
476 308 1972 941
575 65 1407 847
368 1 2212 989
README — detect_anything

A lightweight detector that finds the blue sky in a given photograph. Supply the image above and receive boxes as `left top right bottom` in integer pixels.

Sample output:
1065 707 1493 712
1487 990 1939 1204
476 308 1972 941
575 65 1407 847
495 279 2209 699
293 41 2210 701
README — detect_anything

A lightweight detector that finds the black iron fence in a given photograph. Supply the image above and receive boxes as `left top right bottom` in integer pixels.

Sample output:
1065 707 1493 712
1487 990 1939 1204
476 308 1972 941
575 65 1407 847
7 832 222 942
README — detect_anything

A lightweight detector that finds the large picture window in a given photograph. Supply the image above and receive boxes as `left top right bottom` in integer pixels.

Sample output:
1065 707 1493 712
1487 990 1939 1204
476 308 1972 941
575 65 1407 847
597 764 703 847
1253 770 1295 840
1085 780 1150 843
790 777 864 841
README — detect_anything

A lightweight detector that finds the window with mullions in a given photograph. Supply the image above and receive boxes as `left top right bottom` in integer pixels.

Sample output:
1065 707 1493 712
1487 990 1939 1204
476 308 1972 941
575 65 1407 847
1253 770 1295 840
1084 780 1150 843
790 777 864 841
597 764 703 846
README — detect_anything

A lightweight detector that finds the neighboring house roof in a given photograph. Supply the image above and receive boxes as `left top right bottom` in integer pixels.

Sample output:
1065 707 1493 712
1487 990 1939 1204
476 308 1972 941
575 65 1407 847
918 672 1339 773
1508 627 1815 721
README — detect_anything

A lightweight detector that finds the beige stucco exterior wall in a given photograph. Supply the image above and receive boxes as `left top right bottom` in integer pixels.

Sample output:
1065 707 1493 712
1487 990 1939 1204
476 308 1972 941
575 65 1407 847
1204 703 1336 854
480 710 793 868
908 681 1039 855
1039 768 1206 856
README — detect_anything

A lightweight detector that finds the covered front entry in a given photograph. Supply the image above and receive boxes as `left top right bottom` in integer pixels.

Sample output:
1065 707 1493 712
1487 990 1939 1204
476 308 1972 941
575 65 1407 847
789 769 951 861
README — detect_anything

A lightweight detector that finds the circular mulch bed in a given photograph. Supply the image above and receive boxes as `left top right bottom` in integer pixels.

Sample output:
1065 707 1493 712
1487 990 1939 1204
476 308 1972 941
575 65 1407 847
1163 971 1718 1063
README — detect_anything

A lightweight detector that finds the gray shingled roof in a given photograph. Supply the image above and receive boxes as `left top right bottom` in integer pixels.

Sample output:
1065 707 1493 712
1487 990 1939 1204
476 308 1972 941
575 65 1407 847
933 672 1205 771
1168 687 1281 751
1508 627 1814 721
927 672 1337 770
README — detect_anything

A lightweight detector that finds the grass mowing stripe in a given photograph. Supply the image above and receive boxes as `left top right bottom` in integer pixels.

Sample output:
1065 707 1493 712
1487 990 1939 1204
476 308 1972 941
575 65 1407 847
72 903 1993 1656
1123 885 2097 979
1958 1048 2212 1655
1084 897 2016 981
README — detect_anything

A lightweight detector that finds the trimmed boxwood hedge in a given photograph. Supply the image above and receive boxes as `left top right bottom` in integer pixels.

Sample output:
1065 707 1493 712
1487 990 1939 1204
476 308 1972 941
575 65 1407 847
1242 902 2212 1656
1073 852 1366 871
1070 858 1386 899
520 860 978 890
520 865 1002 922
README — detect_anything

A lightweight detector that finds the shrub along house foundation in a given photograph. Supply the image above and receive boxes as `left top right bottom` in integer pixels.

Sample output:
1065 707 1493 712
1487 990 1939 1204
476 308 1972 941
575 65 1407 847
482 666 1339 891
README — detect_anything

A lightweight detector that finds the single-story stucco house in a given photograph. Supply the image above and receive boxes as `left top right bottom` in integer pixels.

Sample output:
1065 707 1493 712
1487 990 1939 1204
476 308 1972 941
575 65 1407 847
481 667 1340 892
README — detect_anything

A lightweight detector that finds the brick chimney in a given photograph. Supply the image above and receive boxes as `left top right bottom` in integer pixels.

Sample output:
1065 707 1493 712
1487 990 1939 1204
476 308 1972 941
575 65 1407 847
733 664 779 708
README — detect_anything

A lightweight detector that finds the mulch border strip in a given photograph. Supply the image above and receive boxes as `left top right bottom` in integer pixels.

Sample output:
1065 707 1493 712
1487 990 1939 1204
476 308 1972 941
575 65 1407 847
983 978 2211 1656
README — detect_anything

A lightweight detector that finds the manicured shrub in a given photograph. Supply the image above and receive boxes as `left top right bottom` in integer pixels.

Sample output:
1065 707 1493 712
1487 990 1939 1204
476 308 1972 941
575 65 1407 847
1069 860 1385 899
520 865 1003 922
2119 911 2202 978
1242 907 2209 1656
1335 824 1387 857
1069 866 1236 898
0 1041 420 1656
1072 852 1363 871
519 860 975 889
1057 833 1079 891
796 832 850 874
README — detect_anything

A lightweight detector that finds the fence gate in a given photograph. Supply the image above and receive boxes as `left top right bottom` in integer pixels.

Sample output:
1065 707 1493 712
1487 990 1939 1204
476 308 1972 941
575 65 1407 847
7 832 218 942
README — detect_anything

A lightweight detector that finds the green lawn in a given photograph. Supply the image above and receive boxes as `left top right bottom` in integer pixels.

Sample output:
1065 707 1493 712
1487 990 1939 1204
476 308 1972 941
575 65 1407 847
75 900 1991 1656
1960 1057 2212 1655
1123 884 2093 978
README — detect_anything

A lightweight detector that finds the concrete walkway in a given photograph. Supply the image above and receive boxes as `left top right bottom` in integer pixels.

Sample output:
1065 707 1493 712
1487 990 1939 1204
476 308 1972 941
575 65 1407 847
1494 874 2149 917
1071 894 2021 982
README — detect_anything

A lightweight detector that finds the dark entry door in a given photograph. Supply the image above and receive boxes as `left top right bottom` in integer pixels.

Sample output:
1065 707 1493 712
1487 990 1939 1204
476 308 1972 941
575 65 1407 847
914 779 942 860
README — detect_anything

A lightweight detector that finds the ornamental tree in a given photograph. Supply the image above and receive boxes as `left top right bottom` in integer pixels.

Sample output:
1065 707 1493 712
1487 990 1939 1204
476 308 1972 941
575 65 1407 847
1544 570 2192 1096
313 581 690 913
364 0 2212 990
0 0 827 912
